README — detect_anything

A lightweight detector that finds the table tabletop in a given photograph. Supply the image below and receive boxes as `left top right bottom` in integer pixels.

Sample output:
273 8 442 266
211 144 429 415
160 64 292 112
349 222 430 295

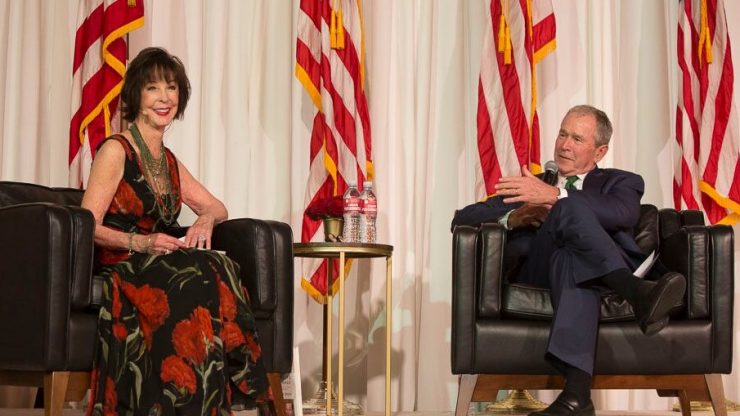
293 242 393 258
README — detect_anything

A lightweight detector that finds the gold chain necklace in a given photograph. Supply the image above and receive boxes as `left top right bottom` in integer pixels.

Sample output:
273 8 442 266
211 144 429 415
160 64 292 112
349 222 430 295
129 123 177 225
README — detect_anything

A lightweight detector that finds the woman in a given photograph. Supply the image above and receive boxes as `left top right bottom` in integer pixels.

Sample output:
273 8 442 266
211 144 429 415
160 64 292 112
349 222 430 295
82 47 269 415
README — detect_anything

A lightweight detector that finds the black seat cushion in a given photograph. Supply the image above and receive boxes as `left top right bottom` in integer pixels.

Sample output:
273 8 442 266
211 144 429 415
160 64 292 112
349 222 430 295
502 283 636 322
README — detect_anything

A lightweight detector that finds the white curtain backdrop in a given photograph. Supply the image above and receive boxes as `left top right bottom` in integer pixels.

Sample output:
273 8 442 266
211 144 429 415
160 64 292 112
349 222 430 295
0 0 738 412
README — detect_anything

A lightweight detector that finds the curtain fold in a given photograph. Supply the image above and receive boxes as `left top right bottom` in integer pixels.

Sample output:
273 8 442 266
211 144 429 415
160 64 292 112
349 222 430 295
0 0 737 412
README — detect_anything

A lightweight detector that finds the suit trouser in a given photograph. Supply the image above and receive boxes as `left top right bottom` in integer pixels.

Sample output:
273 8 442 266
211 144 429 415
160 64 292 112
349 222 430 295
515 197 631 375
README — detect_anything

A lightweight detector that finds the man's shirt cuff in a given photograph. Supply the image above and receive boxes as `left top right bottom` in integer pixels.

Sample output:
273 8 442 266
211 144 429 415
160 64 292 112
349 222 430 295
498 209 513 229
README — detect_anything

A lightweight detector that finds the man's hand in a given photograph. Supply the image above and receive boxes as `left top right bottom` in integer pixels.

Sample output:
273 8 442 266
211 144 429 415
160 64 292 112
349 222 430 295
508 204 550 229
495 165 559 205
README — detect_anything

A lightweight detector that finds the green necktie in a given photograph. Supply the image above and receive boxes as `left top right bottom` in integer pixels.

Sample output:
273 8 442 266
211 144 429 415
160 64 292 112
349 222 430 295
564 176 579 191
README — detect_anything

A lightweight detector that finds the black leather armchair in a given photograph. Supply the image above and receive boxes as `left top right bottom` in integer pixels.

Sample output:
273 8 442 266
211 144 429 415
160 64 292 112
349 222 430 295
0 181 294 416
451 205 734 416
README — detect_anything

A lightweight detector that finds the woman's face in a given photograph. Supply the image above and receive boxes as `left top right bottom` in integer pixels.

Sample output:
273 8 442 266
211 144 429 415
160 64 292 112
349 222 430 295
137 77 179 130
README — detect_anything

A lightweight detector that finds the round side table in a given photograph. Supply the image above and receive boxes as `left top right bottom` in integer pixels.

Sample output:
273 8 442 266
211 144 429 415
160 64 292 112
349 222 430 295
294 242 393 416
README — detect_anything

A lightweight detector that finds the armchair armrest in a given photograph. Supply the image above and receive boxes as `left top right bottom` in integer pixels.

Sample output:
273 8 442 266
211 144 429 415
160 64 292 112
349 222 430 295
451 225 479 373
0 203 95 370
477 223 507 318
211 218 294 315
659 222 734 372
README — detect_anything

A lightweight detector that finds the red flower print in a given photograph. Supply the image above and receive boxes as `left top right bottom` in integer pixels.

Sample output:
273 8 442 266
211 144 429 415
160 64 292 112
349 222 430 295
86 369 99 415
245 333 262 361
160 355 196 395
112 323 128 341
238 380 249 395
137 216 154 232
97 249 129 266
110 180 143 217
120 282 170 350
218 280 237 322
111 273 122 319
104 376 117 416
172 307 216 364
192 306 214 345
173 319 205 364
220 321 246 352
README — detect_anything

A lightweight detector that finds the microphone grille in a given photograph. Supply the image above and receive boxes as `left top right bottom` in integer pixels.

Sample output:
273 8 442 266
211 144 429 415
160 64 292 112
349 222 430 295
544 160 558 173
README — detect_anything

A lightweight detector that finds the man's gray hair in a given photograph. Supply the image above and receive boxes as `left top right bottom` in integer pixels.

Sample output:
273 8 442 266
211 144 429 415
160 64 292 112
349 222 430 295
567 105 613 147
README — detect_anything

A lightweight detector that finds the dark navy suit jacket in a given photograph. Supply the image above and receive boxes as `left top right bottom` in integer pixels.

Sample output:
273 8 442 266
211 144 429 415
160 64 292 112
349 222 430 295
451 167 646 270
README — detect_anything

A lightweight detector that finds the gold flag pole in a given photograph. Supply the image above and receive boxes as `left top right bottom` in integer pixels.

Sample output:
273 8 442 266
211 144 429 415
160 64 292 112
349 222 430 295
672 400 740 413
486 389 548 413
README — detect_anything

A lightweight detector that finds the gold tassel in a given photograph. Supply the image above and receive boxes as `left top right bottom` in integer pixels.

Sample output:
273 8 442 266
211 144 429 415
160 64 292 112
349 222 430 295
504 25 512 64
127 0 136 6
497 13 506 53
336 10 345 49
330 9 338 49
698 0 713 64
498 0 512 64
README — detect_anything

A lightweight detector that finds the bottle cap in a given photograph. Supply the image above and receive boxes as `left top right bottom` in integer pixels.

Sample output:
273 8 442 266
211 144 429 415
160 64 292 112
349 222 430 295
363 180 373 188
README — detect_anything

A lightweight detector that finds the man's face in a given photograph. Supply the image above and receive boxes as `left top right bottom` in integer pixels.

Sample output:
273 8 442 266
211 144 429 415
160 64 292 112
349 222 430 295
553 112 608 176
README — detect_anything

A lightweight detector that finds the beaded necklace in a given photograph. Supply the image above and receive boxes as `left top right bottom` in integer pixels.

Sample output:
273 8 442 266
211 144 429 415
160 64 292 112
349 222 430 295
129 123 177 225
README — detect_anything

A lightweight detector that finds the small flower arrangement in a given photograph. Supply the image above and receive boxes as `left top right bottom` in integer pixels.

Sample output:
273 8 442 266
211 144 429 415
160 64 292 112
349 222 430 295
305 195 344 220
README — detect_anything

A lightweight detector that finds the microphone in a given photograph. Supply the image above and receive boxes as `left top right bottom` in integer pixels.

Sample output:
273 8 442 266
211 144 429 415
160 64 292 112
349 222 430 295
541 160 559 185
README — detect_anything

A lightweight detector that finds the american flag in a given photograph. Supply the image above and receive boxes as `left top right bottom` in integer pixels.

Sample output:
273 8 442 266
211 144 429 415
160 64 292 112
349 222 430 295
69 0 144 188
295 0 373 303
476 0 556 199
675 0 740 225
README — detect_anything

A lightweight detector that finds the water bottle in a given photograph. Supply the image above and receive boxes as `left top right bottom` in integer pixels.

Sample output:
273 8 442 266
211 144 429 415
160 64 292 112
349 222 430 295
359 181 377 243
342 182 361 242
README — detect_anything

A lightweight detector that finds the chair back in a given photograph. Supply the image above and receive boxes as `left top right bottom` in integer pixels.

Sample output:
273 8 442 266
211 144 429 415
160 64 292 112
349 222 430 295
0 181 84 207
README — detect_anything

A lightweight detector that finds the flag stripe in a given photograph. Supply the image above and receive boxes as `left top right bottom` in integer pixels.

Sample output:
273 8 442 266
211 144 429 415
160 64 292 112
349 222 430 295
296 0 372 303
68 0 144 188
674 0 740 225
475 0 555 200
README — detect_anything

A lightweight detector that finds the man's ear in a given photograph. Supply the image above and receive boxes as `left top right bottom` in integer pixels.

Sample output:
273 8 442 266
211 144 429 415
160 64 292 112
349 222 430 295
594 145 609 163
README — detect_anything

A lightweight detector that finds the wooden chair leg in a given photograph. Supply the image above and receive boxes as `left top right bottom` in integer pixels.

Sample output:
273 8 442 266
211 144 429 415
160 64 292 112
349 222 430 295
705 374 728 416
43 371 70 416
267 372 287 416
676 390 691 416
455 374 478 416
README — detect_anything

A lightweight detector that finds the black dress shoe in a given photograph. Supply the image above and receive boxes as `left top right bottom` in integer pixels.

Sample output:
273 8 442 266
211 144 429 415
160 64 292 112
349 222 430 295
635 272 686 336
529 391 595 416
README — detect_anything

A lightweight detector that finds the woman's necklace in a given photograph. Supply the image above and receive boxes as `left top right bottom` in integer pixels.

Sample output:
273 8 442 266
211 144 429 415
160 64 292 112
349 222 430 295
129 123 177 225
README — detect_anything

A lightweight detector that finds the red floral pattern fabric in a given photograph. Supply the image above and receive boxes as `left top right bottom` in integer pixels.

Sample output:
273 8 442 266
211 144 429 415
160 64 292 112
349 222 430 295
87 136 268 416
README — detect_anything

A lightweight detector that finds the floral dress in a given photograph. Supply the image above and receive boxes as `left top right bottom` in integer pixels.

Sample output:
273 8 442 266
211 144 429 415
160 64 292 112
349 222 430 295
86 136 268 416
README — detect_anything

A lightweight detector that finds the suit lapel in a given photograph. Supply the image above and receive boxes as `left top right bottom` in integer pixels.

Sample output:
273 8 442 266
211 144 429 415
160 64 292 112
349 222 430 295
583 167 606 192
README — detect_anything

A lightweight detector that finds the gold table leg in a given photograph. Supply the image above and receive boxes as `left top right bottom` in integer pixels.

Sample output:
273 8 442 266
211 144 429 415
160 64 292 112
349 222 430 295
386 256 392 416
326 261 332 416
338 252 345 416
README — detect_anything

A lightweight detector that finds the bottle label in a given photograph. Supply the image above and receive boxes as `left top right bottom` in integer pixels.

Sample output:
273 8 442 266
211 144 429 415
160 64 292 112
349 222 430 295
345 196 360 213
362 199 377 214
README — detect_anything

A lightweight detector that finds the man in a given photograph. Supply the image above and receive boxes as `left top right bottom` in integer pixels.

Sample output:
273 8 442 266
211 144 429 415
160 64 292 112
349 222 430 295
451 105 686 416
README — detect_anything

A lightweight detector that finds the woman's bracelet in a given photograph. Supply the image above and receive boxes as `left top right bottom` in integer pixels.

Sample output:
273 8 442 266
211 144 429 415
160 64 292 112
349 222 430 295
128 232 135 254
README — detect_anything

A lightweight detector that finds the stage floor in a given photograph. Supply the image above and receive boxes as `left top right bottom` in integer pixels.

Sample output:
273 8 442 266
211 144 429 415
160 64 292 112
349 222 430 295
0 411 738 416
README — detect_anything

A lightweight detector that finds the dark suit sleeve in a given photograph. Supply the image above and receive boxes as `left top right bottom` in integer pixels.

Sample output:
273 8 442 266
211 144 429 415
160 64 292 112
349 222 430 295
567 170 644 232
451 196 522 230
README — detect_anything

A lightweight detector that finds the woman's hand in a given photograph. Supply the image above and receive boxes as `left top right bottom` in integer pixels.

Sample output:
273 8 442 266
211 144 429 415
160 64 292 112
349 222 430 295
136 233 187 255
184 214 216 249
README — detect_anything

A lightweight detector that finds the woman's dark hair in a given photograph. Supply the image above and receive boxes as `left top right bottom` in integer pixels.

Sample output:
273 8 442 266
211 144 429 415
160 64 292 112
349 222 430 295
121 47 191 122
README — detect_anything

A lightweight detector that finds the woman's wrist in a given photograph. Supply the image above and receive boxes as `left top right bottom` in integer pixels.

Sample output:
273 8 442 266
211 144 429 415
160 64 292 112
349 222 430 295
127 232 135 254
128 233 154 254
